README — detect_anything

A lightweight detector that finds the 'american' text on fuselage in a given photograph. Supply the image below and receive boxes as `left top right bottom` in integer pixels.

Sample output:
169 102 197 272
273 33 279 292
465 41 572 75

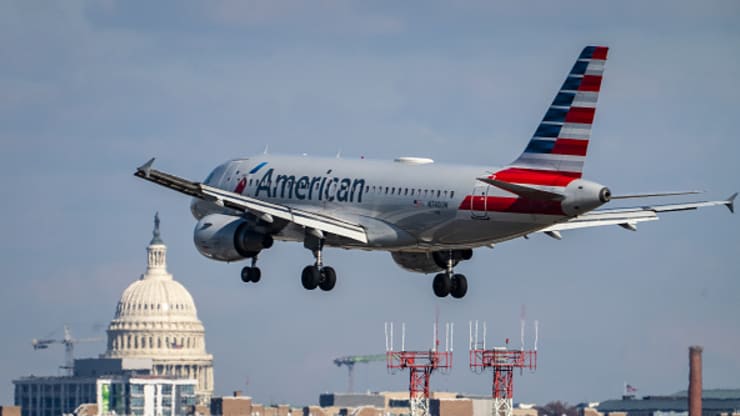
254 168 366 203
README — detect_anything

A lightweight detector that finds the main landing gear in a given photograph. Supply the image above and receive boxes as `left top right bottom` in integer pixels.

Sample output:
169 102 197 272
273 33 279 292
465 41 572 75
432 251 469 299
301 231 337 292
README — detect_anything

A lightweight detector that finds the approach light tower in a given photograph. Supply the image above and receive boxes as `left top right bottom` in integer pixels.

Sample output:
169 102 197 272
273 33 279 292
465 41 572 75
385 322 453 416
469 320 538 416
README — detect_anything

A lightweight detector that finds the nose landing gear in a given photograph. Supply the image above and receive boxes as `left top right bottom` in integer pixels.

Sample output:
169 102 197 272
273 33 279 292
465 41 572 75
240 256 262 283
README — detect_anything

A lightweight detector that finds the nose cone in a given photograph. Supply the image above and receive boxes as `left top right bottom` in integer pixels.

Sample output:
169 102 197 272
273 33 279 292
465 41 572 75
561 179 610 216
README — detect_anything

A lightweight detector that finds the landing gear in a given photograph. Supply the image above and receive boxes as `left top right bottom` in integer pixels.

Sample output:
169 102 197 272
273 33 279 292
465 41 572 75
450 274 468 298
302 265 336 291
433 273 451 297
433 272 468 298
240 257 261 283
301 266 320 289
432 251 469 298
302 230 338 292
319 266 336 291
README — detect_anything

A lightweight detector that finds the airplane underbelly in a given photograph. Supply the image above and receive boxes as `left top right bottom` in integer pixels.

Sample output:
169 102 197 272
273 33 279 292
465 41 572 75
419 211 566 247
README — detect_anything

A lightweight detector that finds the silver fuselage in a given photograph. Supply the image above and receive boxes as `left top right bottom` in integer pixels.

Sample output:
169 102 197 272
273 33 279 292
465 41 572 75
191 155 572 252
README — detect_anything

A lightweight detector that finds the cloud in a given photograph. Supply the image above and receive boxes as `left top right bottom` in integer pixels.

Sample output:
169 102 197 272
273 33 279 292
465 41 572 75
204 0 404 35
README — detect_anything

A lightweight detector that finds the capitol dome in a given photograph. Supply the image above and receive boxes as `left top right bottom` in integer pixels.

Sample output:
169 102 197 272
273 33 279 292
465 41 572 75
103 213 214 404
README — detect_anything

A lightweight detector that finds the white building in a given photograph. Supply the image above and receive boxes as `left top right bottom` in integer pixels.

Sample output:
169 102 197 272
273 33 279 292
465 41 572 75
14 214 214 416
97 376 197 416
101 213 214 404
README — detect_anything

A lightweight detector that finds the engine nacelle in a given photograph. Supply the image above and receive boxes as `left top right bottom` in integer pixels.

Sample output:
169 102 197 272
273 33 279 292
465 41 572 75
391 249 474 274
561 179 611 216
193 214 273 262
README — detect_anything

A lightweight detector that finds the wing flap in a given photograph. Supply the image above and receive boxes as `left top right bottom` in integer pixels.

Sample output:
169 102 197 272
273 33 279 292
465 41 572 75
135 160 368 243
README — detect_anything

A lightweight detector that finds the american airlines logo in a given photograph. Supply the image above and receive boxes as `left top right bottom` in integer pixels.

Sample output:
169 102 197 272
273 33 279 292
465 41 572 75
254 168 366 203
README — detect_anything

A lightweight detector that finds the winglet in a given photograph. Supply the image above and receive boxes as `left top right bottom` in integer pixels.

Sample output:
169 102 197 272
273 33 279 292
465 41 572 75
726 192 737 214
137 158 156 178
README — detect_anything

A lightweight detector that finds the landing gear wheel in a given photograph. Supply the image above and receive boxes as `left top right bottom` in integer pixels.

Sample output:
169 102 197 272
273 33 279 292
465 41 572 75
450 274 468 299
433 273 451 298
301 265 320 290
241 267 262 283
241 267 251 283
250 267 261 283
319 267 337 291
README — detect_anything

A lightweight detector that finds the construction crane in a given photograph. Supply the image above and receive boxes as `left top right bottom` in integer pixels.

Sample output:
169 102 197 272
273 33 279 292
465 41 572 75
333 354 386 393
32 325 103 376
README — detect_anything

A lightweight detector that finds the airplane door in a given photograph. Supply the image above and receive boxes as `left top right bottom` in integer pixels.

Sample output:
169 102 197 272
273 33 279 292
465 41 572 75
470 183 490 219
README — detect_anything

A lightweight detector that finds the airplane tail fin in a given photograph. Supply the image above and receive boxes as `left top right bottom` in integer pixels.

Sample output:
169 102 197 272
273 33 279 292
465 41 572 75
495 46 609 186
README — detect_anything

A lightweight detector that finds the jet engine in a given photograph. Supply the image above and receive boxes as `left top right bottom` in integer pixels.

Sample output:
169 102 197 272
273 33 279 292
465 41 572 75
193 214 274 262
391 249 474 274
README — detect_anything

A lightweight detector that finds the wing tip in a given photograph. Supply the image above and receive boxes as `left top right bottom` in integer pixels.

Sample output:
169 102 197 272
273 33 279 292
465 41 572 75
136 158 156 178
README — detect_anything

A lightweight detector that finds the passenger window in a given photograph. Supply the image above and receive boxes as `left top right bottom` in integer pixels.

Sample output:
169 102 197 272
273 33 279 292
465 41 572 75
451 191 455 198
404 188 408 196
392 187 396 194
437 190 441 198
385 187 389 194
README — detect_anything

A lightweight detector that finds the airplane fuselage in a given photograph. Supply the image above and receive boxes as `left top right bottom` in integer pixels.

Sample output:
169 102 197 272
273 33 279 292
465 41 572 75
191 155 573 251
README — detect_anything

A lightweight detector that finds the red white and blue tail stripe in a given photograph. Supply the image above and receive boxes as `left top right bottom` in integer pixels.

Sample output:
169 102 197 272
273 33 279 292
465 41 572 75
498 46 609 186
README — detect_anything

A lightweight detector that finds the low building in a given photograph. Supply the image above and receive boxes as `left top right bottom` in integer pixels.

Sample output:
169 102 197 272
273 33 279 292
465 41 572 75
0 407 22 416
13 370 197 416
316 392 538 416
589 390 740 416
97 376 197 416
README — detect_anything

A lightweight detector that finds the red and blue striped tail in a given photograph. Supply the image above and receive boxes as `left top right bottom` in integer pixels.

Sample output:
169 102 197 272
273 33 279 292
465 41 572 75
500 46 608 186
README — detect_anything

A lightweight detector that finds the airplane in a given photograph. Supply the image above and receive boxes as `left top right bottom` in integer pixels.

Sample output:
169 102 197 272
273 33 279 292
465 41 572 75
135 45 735 299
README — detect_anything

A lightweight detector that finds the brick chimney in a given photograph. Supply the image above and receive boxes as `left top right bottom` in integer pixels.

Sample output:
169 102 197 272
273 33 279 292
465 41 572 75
689 346 702 416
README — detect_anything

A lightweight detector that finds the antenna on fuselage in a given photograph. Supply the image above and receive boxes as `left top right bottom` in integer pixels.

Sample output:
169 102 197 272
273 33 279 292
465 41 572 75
263 144 269 154
336 149 342 159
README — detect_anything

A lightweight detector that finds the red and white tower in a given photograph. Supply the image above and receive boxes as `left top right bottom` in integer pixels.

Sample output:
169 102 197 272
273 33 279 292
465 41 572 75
385 322 453 416
469 320 538 416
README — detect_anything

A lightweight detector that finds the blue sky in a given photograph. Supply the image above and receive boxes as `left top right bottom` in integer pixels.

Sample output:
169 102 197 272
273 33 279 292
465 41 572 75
1 0 739 407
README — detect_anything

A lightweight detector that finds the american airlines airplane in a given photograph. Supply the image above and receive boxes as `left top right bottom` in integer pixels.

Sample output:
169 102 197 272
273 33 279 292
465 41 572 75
135 46 735 299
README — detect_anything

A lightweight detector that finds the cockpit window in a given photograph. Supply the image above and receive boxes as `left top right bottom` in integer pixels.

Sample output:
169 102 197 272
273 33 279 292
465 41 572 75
203 163 228 185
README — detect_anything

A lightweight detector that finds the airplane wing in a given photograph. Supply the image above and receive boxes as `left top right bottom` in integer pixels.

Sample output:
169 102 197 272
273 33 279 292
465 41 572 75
540 194 736 234
134 159 368 243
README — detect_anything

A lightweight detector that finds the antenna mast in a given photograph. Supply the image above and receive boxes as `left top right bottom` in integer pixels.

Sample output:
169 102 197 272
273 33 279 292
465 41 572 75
469 319 538 416
385 321 453 416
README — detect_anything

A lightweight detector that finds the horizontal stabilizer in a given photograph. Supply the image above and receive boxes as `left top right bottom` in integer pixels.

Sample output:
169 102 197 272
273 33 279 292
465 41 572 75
540 194 735 235
477 177 564 201
610 190 702 200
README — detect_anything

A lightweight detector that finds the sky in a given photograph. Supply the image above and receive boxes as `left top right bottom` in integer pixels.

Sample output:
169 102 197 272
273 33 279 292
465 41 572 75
1 0 739 408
